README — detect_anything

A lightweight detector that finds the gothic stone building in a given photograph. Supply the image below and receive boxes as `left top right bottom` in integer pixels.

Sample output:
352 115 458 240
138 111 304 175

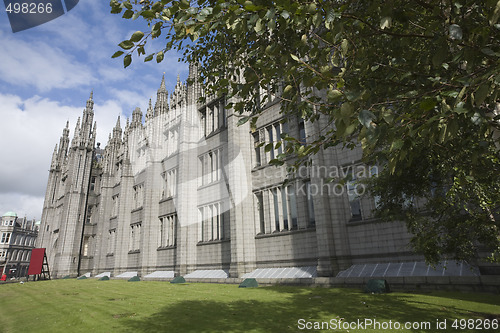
37 64 423 279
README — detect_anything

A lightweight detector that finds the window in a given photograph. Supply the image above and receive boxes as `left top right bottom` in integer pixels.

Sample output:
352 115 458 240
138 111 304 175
198 203 224 242
255 193 265 234
129 223 141 252
159 214 177 247
254 183 302 235
162 168 177 199
1 233 11 244
200 100 226 136
253 132 262 167
261 121 288 164
267 126 275 160
82 236 89 256
107 229 116 255
305 181 316 226
199 149 222 186
346 174 362 220
299 120 306 145
111 195 119 217
287 185 298 229
163 128 179 156
133 184 144 209
369 165 381 208
90 176 96 191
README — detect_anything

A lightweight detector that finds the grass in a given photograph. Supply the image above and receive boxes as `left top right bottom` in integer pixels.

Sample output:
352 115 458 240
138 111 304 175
0 279 498 332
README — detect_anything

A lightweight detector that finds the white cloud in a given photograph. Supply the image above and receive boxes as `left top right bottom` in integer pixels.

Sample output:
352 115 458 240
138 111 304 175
0 193 44 221
0 32 95 92
0 93 127 220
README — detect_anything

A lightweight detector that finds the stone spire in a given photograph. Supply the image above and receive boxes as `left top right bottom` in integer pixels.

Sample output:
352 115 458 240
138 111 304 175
58 121 70 162
154 75 169 115
90 121 97 148
71 117 81 147
146 99 154 120
113 116 122 141
86 90 94 110
171 73 186 107
50 144 58 170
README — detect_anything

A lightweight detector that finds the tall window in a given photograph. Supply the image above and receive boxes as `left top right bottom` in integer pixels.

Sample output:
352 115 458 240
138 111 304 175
129 223 141 252
346 174 362 220
159 214 177 247
198 203 224 242
305 181 316 226
107 229 116 255
254 183 302 235
299 120 306 145
369 165 381 208
133 184 144 209
287 185 298 229
162 168 178 199
200 100 226 136
111 195 119 217
261 121 287 164
255 193 265 234
253 132 261 167
82 236 90 256
199 149 222 186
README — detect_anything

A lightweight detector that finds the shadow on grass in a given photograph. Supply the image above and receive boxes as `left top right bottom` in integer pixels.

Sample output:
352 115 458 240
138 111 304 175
123 286 498 332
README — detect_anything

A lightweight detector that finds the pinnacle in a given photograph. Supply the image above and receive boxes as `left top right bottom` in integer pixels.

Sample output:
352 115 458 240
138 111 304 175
160 75 166 91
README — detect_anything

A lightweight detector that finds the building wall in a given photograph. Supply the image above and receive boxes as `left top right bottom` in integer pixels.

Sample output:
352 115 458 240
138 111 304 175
0 214 38 278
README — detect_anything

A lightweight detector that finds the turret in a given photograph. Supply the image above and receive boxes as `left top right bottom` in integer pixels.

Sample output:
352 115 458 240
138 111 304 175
146 99 154 120
154 75 169 115
131 107 143 128
57 121 70 162
113 116 122 142
71 117 81 148
50 144 58 170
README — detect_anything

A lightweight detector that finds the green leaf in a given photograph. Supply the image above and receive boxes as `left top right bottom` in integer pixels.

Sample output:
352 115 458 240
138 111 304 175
481 48 497 57
122 9 134 19
237 116 250 126
156 51 164 63
123 54 132 68
327 88 342 101
130 31 144 42
358 109 376 128
290 54 300 62
475 83 490 106
254 18 264 34
118 40 134 50
111 51 124 58
340 102 353 118
144 54 154 62
390 139 404 151
419 98 437 111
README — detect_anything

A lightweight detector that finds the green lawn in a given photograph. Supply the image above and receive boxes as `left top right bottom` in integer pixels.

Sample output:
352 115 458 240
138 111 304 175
0 279 498 332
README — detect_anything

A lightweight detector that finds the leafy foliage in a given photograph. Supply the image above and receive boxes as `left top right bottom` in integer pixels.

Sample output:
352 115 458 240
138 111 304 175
110 0 500 264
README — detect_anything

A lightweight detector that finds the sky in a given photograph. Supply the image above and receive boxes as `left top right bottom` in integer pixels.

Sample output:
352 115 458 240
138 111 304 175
0 1 189 220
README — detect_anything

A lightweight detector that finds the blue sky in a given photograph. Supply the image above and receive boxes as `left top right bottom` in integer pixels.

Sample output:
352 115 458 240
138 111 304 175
0 1 189 220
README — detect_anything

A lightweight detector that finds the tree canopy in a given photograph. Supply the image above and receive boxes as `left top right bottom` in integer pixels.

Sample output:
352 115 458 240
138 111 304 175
110 0 500 265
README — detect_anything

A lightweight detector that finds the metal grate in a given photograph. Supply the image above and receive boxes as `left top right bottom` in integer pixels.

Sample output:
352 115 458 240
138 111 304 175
242 266 317 279
336 261 480 278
